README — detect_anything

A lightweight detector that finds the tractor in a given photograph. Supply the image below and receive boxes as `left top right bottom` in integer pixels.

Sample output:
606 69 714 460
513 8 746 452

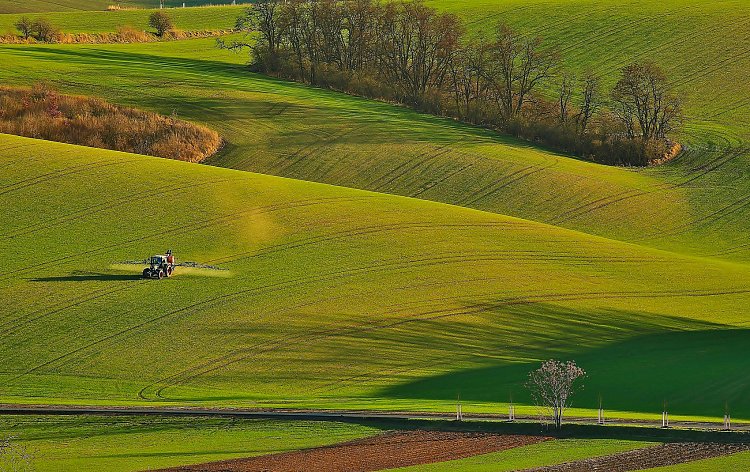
142 250 175 279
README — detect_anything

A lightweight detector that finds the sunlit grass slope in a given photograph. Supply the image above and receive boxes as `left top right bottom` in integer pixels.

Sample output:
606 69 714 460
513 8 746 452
429 0 750 146
0 0 240 14
2 134 750 418
0 5 243 33
0 415 377 472
1 31 749 262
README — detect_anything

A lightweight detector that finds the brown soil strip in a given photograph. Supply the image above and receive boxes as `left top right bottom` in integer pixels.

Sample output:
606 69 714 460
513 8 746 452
155 430 549 472
523 442 750 471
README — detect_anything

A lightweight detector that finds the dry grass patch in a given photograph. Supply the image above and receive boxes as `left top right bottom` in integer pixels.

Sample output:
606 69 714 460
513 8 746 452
0 85 221 162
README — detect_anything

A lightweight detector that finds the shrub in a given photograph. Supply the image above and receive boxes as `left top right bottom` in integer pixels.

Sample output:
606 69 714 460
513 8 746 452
32 18 60 42
14 16 33 40
149 11 174 37
115 25 150 43
0 85 222 163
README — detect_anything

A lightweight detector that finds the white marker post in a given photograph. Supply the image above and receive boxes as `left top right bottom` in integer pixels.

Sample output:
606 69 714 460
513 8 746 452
456 394 463 421
725 402 731 431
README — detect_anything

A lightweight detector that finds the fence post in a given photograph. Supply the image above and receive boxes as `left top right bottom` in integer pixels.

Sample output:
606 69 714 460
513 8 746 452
724 402 731 431
456 394 462 421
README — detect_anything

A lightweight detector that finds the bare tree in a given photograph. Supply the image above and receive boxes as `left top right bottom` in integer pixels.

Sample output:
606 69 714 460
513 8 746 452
526 359 585 429
238 0 283 58
342 0 378 71
14 17 33 40
148 11 174 37
575 71 601 134
557 72 575 123
484 23 558 121
0 437 34 471
612 62 682 140
448 36 491 121
377 1 462 104
31 18 59 43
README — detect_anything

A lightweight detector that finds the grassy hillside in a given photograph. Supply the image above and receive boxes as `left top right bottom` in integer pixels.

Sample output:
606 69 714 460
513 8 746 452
0 0 242 14
0 5 242 33
1 38 748 264
2 134 750 420
430 0 750 146
0 415 376 471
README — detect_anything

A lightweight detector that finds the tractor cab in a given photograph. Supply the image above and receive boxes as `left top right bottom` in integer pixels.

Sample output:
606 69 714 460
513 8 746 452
149 255 166 268
143 251 175 279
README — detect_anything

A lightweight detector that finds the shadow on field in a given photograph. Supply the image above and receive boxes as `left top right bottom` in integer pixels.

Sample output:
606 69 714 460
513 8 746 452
377 302 750 418
31 272 141 282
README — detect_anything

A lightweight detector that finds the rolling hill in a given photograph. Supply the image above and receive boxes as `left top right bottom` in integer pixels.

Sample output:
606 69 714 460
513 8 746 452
0 5 243 33
2 0 750 424
0 0 242 14
0 35 748 263
2 134 750 420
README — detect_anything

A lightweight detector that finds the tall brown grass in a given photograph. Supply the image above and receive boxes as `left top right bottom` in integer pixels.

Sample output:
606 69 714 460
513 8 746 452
0 86 222 163
0 24 230 44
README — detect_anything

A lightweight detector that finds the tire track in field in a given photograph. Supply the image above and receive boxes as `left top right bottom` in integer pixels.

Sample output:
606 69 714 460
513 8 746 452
0 178 237 240
1 196 380 344
0 195 375 278
203 221 528 266
551 146 746 231
0 158 140 197
273 124 369 176
629 148 750 243
139 252 733 400
637 191 750 243
1 196 379 342
371 145 456 193
576 2 705 74
0 281 141 338
141 285 750 400
461 160 559 208
410 161 476 198
524 442 750 472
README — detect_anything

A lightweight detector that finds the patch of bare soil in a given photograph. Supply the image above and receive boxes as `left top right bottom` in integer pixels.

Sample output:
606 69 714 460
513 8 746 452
156 430 549 472
524 442 750 471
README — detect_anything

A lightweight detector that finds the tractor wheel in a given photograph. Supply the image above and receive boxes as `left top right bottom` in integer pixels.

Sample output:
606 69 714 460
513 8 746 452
158 270 165 280
166 266 173 277
143 269 150 279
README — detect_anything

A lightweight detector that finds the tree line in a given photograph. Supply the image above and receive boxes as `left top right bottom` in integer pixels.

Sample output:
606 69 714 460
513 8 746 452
223 0 684 166
10 12 179 44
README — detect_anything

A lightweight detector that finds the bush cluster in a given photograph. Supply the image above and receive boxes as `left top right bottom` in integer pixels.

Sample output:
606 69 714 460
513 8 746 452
0 86 222 163
6 11 220 45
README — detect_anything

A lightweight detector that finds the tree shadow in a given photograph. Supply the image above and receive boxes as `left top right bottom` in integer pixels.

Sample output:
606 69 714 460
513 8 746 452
31 272 142 282
364 300 749 417
380 322 750 417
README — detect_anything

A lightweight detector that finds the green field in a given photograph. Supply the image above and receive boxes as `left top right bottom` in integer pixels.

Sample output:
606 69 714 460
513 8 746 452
1 0 748 263
0 6 243 34
2 134 750 421
1 0 750 435
0 415 377 471
0 0 243 14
